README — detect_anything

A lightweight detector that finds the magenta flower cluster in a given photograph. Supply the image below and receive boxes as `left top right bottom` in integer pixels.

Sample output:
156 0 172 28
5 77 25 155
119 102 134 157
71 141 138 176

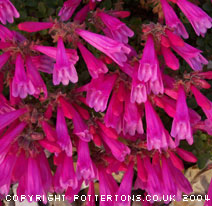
0 0 212 205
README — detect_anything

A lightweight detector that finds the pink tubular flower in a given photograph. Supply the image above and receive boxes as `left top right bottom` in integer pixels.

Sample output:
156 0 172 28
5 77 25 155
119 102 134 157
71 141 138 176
135 155 192 203
76 139 96 182
168 158 193 197
161 46 179 70
110 11 130 19
34 152 52 196
189 108 201 125
161 156 177 200
0 0 19 24
115 161 134 206
18 22 53 32
82 73 117 112
0 95 13 115
162 156 192 201
123 93 144 135
97 11 134 43
56 106 72 157
160 0 188 38
0 72 3 93
91 0 102 2
13 30 26 42
25 56 48 99
171 85 193 146
202 104 212 123
97 120 118 140
58 96 74 119
12 54 36 99
192 78 211 90
9 81 21 106
89 0 102 10
0 52 10 70
0 122 26 163
194 120 212 136
198 71 212 79
0 24 14 41
165 29 185 47
205 178 212 206
191 85 212 122
104 156 125 174
39 121 61 154
54 152 78 193
98 167 119 206
135 156 162 198
65 179 83 203
31 55 54 74
155 94 201 126
172 43 208 71
53 37 78 85
77 43 108 79
147 65 164 95
17 152 52 204
86 181 95 206
74 4 90 23
73 103 90 120
58 0 81 21
104 82 143 136
0 108 26 130
41 121 57 142
131 80 147 104
168 150 184 171
144 100 172 150
39 139 61 154
130 63 147 104
58 96 92 142
191 85 211 110
0 153 17 196
138 35 158 82
137 155 148 182
10 152 28 184
59 96 92 142
100 130 130 162
154 95 176 118
76 29 131 66
33 45 79 65
175 147 197 163
176 0 212 37
104 83 124 133
72 107 93 142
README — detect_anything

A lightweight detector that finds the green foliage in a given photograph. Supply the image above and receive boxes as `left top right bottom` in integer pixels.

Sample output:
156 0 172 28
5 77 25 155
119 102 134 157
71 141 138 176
180 131 212 169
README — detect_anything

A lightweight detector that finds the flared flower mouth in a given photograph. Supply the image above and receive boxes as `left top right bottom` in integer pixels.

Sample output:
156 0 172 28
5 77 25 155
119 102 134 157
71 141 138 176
0 0 19 24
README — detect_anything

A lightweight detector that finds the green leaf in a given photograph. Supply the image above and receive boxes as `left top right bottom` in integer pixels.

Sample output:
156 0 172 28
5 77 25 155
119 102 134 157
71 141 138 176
38 2 46 14
197 153 211 169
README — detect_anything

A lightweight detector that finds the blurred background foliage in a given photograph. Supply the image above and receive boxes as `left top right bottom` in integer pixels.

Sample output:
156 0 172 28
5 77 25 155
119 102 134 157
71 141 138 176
8 0 212 170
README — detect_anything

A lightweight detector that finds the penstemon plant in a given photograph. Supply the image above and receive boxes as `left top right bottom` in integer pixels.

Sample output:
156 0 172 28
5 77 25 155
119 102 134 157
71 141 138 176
0 0 212 205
